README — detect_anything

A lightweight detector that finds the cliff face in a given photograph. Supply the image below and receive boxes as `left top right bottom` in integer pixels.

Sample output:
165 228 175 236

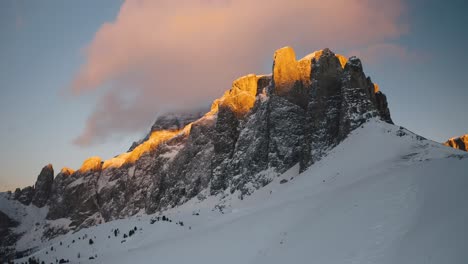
10 46 392 233
445 135 468 152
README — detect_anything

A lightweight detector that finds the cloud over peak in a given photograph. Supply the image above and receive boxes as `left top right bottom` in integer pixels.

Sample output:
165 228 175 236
70 0 408 146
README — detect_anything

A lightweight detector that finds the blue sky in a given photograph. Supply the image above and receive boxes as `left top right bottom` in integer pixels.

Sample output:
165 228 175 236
0 0 467 190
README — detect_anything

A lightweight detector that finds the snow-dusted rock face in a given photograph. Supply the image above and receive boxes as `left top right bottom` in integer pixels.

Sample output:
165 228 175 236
13 186 34 206
445 134 468 152
4 47 393 258
0 210 18 259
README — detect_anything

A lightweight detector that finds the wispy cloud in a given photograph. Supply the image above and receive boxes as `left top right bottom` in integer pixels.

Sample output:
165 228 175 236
70 0 409 146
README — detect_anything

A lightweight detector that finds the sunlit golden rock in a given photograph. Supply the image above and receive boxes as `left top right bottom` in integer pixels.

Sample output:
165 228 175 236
219 74 258 117
79 156 102 173
60 167 75 175
273 47 347 95
336 54 348 68
207 98 221 117
374 83 380 93
102 129 183 170
273 47 302 95
205 74 261 119
444 134 468 152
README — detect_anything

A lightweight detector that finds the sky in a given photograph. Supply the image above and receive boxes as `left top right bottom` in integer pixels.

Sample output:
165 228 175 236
0 0 467 191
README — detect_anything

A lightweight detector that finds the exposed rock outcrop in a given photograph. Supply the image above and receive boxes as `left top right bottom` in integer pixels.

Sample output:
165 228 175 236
13 186 34 205
31 164 54 207
445 134 468 152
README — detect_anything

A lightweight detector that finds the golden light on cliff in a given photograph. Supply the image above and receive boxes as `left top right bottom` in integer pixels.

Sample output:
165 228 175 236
60 167 75 175
274 47 348 95
76 122 195 173
205 74 259 119
207 99 221 116
444 135 468 151
274 47 302 94
336 54 348 68
221 74 258 117
78 156 102 173
374 83 380 93
102 129 185 170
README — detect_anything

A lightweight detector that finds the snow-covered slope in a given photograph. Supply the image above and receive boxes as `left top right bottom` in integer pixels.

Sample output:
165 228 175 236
11 119 468 264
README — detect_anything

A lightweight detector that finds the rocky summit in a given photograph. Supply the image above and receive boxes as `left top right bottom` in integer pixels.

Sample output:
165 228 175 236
445 134 468 152
3 47 392 258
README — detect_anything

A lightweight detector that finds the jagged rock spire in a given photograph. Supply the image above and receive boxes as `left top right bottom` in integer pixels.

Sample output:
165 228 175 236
31 164 54 207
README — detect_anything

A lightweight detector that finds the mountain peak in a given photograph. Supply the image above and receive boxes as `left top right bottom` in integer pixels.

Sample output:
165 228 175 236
58 47 386 175
31 164 54 207
445 134 468 151
6 47 395 255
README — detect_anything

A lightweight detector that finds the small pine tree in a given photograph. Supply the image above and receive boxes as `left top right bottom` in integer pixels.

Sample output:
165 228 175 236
89 238 94 245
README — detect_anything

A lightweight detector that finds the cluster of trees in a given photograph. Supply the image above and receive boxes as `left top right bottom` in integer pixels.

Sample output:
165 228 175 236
150 215 189 229
13 257 70 264
14 216 194 263
123 226 138 238
150 215 174 224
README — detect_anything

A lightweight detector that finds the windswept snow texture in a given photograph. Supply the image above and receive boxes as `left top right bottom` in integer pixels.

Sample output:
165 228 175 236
13 119 468 264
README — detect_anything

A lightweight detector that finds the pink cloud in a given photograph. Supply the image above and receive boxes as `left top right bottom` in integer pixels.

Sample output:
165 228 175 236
70 0 409 146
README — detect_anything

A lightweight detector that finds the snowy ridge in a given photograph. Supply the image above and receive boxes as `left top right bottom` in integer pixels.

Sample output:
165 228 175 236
9 119 468 264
